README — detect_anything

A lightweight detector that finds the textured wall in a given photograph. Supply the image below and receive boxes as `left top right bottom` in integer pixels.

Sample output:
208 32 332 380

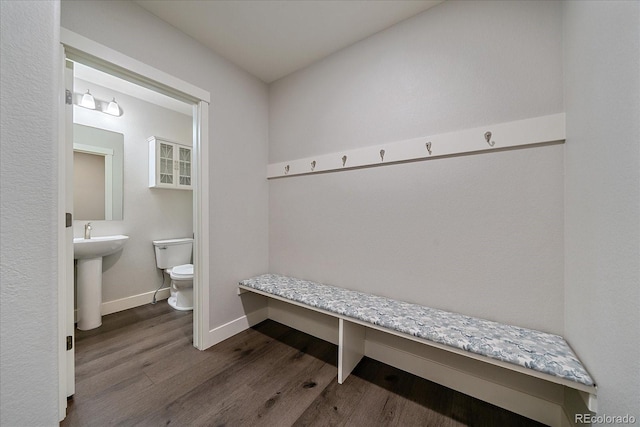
0 1 61 424
564 0 640 419
269 0 565 333
62 0 269 329
72 79 193 304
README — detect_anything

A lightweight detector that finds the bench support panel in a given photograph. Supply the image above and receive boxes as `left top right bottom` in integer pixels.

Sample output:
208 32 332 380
268 299 339 345
338 319 365 384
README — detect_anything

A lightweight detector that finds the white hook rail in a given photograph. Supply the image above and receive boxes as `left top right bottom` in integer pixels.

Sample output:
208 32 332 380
267 113 565 179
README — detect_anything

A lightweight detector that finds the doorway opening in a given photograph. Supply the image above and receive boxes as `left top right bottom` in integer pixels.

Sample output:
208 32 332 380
59 28 211 421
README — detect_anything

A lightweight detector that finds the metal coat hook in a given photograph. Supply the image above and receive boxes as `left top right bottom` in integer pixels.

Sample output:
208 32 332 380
426 141 432 155
311 160 316 171
380 149 385 162
484 131 495 147
342 155 347 167
284 165 290 175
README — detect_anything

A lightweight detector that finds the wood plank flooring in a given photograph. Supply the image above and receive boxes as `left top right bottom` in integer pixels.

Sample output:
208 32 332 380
61 303 545 426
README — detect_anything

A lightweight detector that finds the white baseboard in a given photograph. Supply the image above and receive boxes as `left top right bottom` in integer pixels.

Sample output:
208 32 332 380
202 307 268 349
101 287 171 316
74 287 172 322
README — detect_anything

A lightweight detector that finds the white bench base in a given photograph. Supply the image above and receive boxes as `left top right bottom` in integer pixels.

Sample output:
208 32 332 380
239 286 596 427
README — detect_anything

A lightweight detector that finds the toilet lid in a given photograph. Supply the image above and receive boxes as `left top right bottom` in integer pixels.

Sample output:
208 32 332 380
170 263 193 279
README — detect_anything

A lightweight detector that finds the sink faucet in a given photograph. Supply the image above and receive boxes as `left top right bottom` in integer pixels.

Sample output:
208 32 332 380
84 222 92 239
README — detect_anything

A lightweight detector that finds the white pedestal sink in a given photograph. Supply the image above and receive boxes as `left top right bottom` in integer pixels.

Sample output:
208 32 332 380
74 235 129 330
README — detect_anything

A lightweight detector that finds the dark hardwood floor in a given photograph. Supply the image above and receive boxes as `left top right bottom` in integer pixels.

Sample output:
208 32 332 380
61 303 545 426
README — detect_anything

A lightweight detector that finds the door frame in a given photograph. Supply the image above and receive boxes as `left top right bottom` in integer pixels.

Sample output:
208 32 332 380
58 28 211 420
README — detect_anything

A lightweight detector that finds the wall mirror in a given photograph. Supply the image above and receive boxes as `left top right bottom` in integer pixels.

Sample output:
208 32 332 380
73 124 124 220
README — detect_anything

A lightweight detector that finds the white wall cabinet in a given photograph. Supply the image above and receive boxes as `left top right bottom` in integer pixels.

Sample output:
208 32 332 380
148 136 192 190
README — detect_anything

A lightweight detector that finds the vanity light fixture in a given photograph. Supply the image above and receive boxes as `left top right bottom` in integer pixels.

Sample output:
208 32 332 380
105 98 121 116
74 90 123 117
79 90 96 109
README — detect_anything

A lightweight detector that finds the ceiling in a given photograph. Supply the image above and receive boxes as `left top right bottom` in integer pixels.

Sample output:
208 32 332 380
134 0 443 83
75 1 443 114
74 63 193 115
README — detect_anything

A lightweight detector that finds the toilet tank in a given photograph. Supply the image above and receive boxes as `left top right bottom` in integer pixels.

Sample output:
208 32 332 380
153 237 193 269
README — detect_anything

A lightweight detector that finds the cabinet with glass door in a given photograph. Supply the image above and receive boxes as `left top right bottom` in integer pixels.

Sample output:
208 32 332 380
148 136 192 190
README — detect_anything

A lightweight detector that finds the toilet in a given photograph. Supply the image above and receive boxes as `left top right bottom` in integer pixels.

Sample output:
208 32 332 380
152 237 194 311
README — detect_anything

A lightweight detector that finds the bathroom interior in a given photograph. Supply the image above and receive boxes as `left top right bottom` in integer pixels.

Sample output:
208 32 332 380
71 61 196 334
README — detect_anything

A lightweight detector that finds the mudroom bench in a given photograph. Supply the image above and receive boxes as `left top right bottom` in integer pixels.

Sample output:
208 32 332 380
238 274 597 426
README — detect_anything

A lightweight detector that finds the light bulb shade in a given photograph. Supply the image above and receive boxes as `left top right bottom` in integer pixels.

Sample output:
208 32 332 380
80 90 96 109
106 98 121 116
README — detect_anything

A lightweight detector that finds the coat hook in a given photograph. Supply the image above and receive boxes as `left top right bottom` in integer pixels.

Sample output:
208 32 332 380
426 141 432 155
284 165 290 175
380 149 385 162
484 131 495 147
342 155 347 167
311 160 316 171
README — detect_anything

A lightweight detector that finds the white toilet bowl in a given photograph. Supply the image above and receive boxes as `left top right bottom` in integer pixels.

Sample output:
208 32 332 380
152 238 194 312
167 263 193 311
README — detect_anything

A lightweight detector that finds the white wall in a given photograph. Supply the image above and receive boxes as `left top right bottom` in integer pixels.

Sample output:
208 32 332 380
269 0 565 333
4 2 636 424
72 79 193 305
564 0 640 419
61 0 270 330
0 1 61 425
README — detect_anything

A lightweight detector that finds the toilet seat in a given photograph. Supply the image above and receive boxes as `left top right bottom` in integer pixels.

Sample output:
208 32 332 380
169 263 193 280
